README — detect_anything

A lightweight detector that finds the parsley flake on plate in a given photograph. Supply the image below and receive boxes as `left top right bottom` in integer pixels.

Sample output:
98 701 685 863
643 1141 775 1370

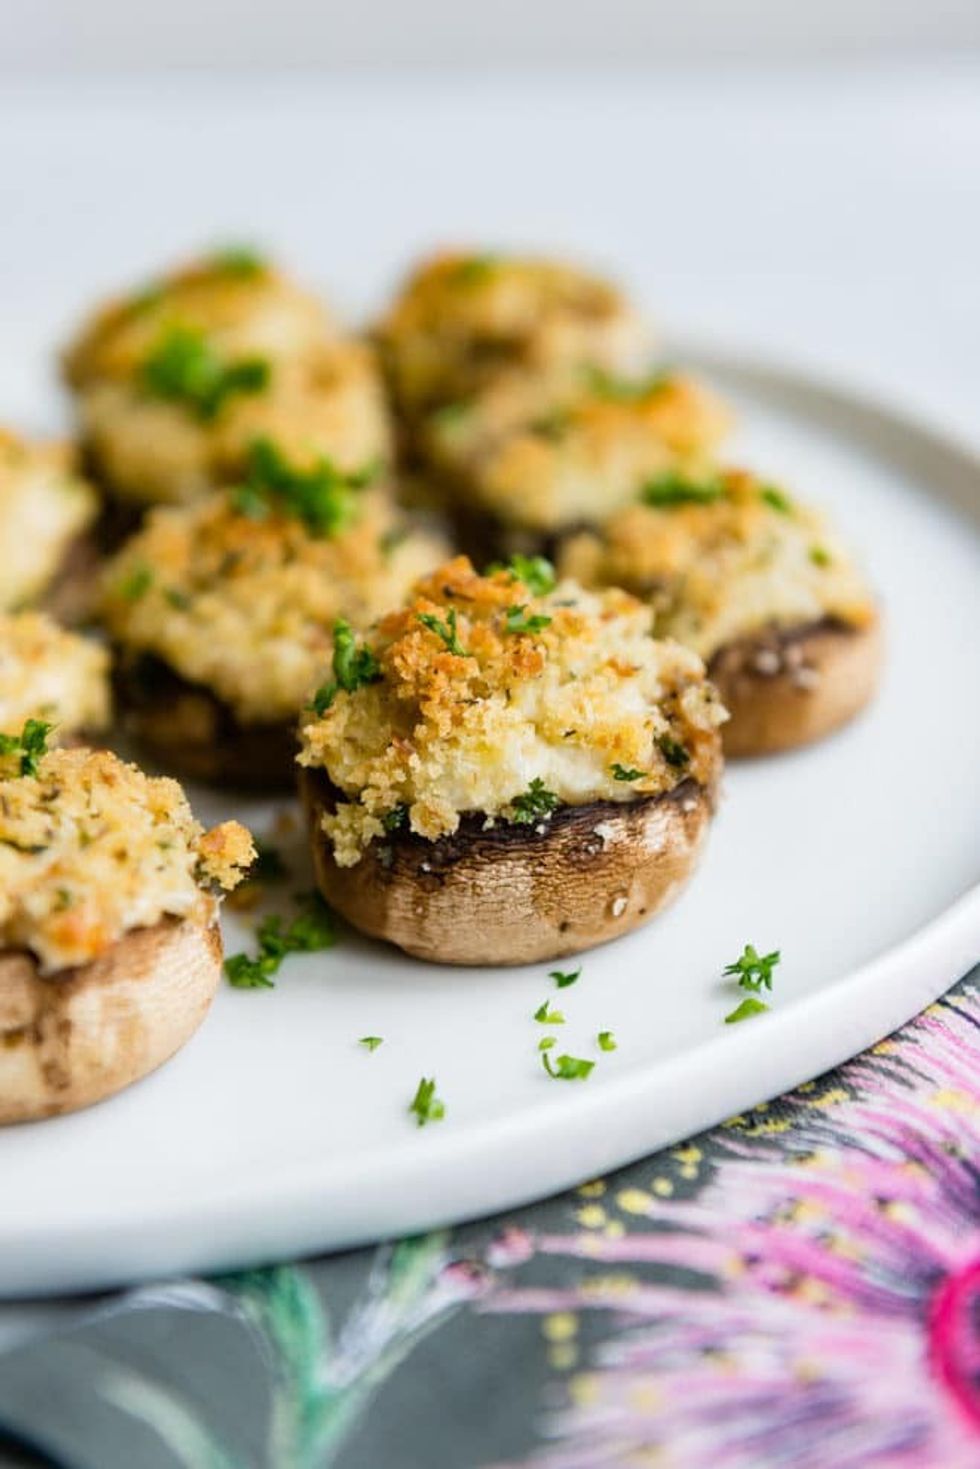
542 1052 595 1081
359 1036 384 1052
724 996 770 1025
597 1031 617 1052
533 1001 565 1025
724 943 781 993
224 892 337 990
550 967 581 989
409 1076 445 1126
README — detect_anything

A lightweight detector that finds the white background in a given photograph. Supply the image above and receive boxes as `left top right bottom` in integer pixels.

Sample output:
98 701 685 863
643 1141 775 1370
1 62 978 446
4 0 980 69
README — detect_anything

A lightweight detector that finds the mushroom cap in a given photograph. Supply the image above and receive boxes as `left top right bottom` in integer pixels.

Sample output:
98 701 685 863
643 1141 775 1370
113 654 298 791
0 917 222 1124
710 615 883 758
301 765 720 967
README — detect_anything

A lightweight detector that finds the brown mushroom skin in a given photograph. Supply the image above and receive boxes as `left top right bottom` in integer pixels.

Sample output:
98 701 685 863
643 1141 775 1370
300 766 720 967
709 615 882 759
0 917 222 1124
113 654 297 791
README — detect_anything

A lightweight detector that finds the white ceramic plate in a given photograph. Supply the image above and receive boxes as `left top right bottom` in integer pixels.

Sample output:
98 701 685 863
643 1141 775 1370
2 350 979 1298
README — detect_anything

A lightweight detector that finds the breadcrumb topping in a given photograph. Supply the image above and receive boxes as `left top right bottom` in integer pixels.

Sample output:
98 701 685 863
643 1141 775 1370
0 429 96 610
433 373 732 531
76 341 391 507
0 747 254 972
102 491 448 723
64 251 335 388
299 556 725 865
378 251 649 418
558 467 877 659
0 612 110 739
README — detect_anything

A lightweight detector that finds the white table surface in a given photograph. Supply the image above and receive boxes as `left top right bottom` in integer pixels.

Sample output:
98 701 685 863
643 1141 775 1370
0 60 977 444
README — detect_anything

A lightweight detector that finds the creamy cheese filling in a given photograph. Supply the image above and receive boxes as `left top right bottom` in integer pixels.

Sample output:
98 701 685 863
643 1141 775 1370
0 747 253 972
558 468 876 659
0 612 110 737
299 556 725 865
0 433 96 610
79 341 391 506
102 490 448 723
379 251 650 416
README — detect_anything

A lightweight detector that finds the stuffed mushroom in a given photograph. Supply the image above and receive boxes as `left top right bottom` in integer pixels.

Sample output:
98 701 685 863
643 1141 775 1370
377 250 651 429
0 428 98 619
559 467 881 756
64 248 390 510
101 441 449 788
298 555 726 965
0 611 110 746
0 743 253 1122
423 367 732 558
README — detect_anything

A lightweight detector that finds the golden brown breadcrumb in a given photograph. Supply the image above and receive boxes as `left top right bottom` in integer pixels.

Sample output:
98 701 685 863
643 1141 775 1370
299 556 725 864
0 747 253 972
0 611 110 738
101 489 449 723
559 466 876 659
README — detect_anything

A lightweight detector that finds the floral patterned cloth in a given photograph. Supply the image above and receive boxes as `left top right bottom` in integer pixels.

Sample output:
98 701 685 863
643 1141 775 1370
1 972 979 1469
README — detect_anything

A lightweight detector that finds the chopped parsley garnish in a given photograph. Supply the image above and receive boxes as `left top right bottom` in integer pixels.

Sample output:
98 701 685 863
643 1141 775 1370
810 545 832 567
724 996 770 1024
657 734 690 768
611 764 644 782
534 1000 566 1025
164 587 192 610
417 607 470 656
585 365 673 403
641 471 724 508
333 618 381 691
597 1031 617 1052
309 619 382 714
409 1076 445 1126
542 1052 595 1081
382 804 409 832
431 399 472 430
504 604 552 635
530 408 573 441
487 554 556 597
760 484 793 514
359 1035 384 1052
538 1036 557 1052
141 326 270 421
550 967 581 989
723 942 781 993
117 563 154 601
224 892 337 989
209 245 267 277
509 778 560 825
0 718 53 778
452 254 499 286
234 437 374 538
